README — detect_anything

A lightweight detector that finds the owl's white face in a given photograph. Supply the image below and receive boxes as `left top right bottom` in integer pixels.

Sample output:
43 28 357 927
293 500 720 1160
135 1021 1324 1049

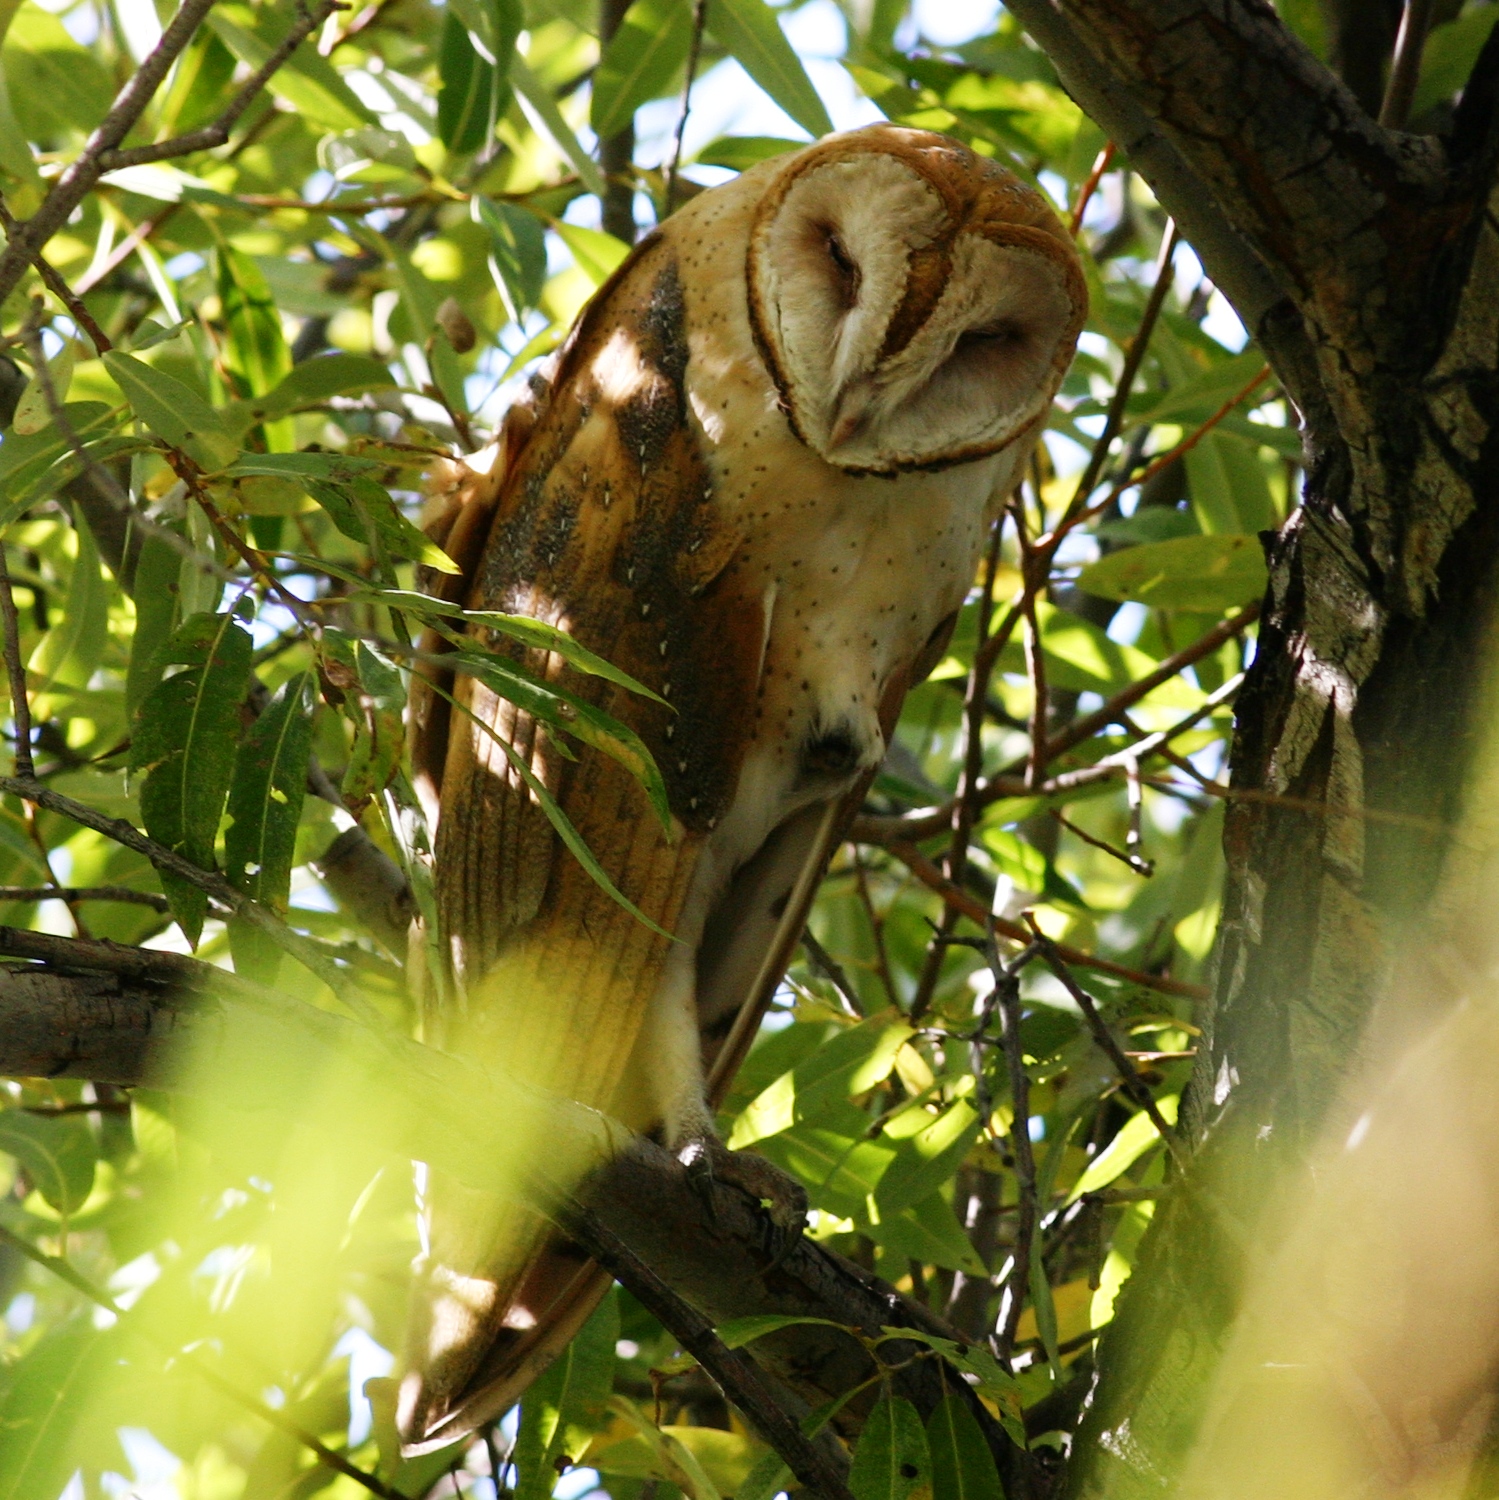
747 127 1086 476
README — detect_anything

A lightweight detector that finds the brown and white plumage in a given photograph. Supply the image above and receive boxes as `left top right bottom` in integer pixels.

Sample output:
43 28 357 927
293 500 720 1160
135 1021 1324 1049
400 124 1086 1453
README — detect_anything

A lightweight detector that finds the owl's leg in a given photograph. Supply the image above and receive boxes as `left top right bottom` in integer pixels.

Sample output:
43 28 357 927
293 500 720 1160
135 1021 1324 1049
641 945 808 1250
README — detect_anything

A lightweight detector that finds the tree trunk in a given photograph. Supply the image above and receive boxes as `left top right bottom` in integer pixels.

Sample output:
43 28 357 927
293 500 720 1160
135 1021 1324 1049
999 3 1499 1493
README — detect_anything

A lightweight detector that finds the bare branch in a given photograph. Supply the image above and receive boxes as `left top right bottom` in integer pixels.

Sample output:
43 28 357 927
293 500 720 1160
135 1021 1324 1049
97 0 342 171
0 545 33 781
0 885 169 911
0 0 221 307
1380 0 1437 128
0 773 383 1027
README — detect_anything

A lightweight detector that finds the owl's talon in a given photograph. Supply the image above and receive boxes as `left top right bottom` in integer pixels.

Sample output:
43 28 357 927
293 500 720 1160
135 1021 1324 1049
677 1136 807 1263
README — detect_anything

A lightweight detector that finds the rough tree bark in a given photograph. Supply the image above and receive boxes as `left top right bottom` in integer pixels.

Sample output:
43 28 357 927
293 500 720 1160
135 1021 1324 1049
999 2 1499 1493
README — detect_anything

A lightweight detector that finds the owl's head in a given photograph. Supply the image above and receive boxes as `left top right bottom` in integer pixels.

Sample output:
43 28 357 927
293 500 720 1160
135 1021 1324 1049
746 125 1086 475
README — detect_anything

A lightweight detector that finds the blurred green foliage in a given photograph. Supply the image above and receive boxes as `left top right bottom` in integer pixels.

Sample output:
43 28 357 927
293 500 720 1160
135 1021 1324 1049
7 0 1477 1494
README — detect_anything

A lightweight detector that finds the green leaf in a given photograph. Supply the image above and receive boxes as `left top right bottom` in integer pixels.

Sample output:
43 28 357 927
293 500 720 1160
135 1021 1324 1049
873 1096 981 1217
448 649 671 830
713 1313 848 1348
707 0 834 138
510 55 607 196
157 26 238 136
225 672 315 984
414 596 665 702
448 0 522 66
1415 5 1499 119
438 11 497 154
223 449 381 482
215 238 293 429
849 1397 930 1500
477 197 549 322
205 7 375 131
0 1320 115 1500
130 611 253 946
324 633 406 802
591 0 693 138
1067 1095 1178 1204
862 1192 984 1275
553 220 632 287
224 353 395 435
27 514 106 693
0 1110 97 1213
1077 534 1267 612
926 1394 1003 1500
11 337 74 434
305 476 460 574
728 1016 914 1148
2 1 112 137
695 135 802 171
515 1290 618 1500
102 351 239 471
879 1328 1024 1443
124 525 184 719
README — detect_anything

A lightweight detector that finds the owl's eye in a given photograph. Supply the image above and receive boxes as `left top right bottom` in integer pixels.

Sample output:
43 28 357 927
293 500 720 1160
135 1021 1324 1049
823 229 861 308
960 318 1027 350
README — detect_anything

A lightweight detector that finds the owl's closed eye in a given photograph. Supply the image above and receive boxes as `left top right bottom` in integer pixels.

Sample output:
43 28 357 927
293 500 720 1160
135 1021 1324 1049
747 131 1086 475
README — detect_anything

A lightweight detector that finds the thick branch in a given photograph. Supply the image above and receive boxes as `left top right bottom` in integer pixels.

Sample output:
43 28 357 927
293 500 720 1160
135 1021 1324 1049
0 951 1025 1492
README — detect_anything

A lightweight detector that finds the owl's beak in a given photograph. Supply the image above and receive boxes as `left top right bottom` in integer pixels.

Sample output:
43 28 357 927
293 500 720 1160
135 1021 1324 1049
828 379 875 450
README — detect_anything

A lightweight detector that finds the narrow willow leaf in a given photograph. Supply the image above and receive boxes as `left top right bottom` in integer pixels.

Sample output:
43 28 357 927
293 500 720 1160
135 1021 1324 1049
714 1313 848 1348
324 633 406 802
230 352 395 430
103 350 240 471
0 1110 97 1214
130 611 253 945
215 238 292 405
695 134 802 170
476 197 548 322
849 1397 930 1500
554 220 632 287
447 0 522 71
591 0 693 138
514 1291 619 1500
1066 1095 1179 1203
708 0 834 138
510 55 607 196
862 1192 985 1275
926 1394 1003 1500
12 338 74 434
27 514 105 693
1077 533 1266 612
448 649 671 829
157 25 237 135
224 449 381 482
305 476 459 573
437 10 494 153
0 1320 115 1500
124 524 183 718
225 672 315 983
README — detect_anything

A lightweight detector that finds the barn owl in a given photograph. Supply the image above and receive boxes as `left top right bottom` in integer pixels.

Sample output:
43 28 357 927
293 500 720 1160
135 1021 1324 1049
399 123 1086 1453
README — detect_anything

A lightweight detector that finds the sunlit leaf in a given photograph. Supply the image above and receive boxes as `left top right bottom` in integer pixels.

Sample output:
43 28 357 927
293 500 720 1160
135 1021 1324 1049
477 197 549 321
0 1109 97 1213
1067 1095 1180 1203
102 351 239 471
28 514 106 693
1077 533 1267 611
591 0 693 138
707 0 833 138
129 610 252 945
225 672 315 983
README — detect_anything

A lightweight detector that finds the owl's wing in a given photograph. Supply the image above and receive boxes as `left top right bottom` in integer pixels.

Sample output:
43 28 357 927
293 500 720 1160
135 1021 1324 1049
400 232 771 1453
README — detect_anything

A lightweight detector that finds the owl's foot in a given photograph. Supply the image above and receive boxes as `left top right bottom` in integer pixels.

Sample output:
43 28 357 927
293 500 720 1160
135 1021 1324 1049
678 1136 808 1268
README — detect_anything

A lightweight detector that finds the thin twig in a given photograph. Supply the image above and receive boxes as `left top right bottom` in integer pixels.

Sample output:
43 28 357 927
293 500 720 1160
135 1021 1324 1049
1061 223 1180 523
986 923 1037 1362
1068 141 1115 236
1380 0 1437 129
0 547 33 781
664 0 709 214
98 0 345 171
0 1223 406 1500
74 205 179 296
1050 808 1153 878
888 841 1205 1000
1023 597 1047 792
0 775 382 1026
1021 916 1187 1172
0 195 111 354
0 885 169 911
801 927 864 1016
0 0 221 308
556 1201 856 1500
